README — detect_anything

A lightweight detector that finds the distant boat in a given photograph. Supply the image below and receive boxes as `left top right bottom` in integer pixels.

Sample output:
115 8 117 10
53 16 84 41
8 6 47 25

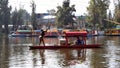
104 28 120 36
9 30 41 37
9 29 60 37
103 19 120 36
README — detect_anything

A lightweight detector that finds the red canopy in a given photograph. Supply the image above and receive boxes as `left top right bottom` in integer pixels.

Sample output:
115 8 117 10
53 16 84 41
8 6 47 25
65 31 87 37
64 31 87 45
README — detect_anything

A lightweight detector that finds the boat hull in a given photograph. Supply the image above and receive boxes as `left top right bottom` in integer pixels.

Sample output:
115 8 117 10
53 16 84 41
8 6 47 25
29 44 102 49
10 34 39 37
10 34 59 37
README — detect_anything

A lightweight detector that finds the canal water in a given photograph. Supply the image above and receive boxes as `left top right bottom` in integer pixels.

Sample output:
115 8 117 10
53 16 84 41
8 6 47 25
0 36 120 68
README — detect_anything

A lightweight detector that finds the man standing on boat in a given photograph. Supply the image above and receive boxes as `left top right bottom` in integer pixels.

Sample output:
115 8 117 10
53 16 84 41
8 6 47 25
39 29 48 46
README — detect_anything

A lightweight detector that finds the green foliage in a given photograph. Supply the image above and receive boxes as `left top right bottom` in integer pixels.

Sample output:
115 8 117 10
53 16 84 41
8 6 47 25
31 1 37 30
114 1 120 23
56 0 76 28
0 0 11 34
11 8 30 31
87 0 110 30
106 10 116 29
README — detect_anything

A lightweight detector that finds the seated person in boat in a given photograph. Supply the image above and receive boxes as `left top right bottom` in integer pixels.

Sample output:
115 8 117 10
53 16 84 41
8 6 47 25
39 29 48 46
76 37 84 45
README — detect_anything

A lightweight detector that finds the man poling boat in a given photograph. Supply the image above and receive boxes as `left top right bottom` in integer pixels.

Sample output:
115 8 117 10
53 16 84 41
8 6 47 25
39 29 48 46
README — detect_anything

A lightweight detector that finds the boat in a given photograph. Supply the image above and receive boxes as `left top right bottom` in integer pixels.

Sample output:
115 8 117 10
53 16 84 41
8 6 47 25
9 30 41 37
44 29 60 37
104 29 120 36
10 34 39 37
103 20 120 36
104 25 120 36
29 44 101 49
29 31 102 49
10 29 60 37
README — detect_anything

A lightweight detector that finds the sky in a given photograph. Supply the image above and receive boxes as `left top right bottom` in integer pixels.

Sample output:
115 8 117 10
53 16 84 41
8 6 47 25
9 0 114 16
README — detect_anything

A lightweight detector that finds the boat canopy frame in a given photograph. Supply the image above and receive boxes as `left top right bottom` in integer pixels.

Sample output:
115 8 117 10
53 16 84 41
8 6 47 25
64 31 87 45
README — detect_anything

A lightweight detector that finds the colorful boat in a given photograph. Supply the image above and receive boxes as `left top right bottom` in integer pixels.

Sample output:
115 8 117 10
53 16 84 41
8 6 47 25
10 29 60 37
29 31 102 49
44 29 60 37
104 25 120 36
9 30 40 37
104 29 120 36
10 34 39 37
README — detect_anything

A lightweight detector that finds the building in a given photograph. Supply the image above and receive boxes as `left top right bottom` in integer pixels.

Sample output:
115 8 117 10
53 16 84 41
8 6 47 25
36 13 56 27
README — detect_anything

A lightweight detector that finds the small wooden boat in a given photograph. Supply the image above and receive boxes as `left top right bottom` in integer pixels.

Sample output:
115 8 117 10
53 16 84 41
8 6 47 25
29 44 102 49
29 31 102 49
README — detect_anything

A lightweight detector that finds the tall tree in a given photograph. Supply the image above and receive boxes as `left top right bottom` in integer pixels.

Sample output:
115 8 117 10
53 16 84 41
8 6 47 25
107 10 115 28
0 1 2 33
114 0 120 23
11 8 18 31
47 9 56 28
56 0 76 28
11 8 30 31
31 1 37 30
0 0 11 34
87 0 110 30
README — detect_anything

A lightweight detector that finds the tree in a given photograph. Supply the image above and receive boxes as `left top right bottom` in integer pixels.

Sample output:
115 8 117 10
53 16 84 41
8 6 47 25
31 1 37 30
107 10 115 28
11 8 18 31
11 8 30 31
47 9 56 28
87 0 110 30
0 0 11 34
114 0 120 23
0 1 2 33
56 0 76 28
47 9 56 15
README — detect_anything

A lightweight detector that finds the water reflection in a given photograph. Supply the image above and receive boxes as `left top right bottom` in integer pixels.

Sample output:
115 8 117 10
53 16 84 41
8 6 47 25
77 49 86 62
30 49 88 68
0 36 10 68
0 36 120 68
62 49 87 66
89 36 120 68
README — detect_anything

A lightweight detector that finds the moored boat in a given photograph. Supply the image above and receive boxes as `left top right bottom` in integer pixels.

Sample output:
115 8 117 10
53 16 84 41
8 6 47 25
10 30 41 37
10 29 60 37
104 28 120 36
10 34 39 37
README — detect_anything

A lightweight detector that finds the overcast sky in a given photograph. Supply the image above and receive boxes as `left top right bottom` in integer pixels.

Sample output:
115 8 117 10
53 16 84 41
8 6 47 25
9 0 114 16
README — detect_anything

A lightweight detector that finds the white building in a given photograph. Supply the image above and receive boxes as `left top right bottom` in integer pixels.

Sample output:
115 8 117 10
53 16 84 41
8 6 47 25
36 13 56 26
